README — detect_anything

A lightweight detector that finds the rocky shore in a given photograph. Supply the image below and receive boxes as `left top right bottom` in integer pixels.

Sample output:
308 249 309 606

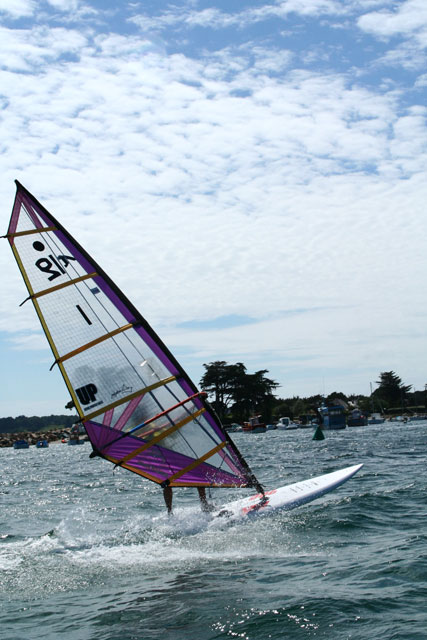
0 428 72 448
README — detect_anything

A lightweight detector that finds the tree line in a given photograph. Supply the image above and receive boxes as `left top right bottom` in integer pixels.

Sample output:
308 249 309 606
1 368 424 433
0 414 78 434
200 363 426 424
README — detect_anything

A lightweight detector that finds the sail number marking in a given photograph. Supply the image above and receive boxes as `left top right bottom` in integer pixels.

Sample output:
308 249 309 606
33 240 76 281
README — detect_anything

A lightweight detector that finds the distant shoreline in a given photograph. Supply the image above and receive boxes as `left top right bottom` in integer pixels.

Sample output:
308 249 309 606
0 428 72 448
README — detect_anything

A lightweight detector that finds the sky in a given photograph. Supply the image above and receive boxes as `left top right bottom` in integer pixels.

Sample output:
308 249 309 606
1 0 427 417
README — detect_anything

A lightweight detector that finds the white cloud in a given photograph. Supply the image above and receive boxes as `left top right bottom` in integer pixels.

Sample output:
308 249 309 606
0 25 88 71
358 0 427 39
46 0 81 9
0 0 95 19
0 0 35 18
8 332 49 351
415 73 427 87
130 0 347 33
356 0 427 70
377 42 427 70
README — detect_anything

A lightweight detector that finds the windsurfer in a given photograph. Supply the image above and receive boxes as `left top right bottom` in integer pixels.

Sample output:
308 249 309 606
7 182 264 521
163 486 214 515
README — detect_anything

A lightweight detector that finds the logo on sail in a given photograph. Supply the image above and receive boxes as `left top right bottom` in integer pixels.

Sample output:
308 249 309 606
76 383 98 406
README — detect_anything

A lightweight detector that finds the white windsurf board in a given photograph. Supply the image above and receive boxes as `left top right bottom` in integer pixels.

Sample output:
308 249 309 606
211 463 363 521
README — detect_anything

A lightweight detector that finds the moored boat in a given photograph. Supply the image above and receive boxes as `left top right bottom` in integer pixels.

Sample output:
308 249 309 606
317 404 346 430
367 413 385 425
276 416 298 430
347 409 368 427
68 423 85 444
68 436 85 445
223 423 242 433
242 424 267 433
36 439 49 448
13 439 29 449
242 415 267 433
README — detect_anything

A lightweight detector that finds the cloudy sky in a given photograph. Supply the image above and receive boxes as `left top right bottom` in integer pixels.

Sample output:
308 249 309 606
1 0 426 417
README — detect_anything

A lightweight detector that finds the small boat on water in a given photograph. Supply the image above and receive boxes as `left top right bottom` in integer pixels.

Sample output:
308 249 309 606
298 415 317 429
68 424 86 444
224 423 242 433
242 415 267 433
276 416 298 430
387 414 427 424
36 439 49 448
13 439 29 449
367 413 385 425
68 436 85 445
347 409 368 427
318 404 346 430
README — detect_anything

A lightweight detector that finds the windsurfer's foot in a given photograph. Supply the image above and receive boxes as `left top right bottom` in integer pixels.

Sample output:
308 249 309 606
201 503 215 513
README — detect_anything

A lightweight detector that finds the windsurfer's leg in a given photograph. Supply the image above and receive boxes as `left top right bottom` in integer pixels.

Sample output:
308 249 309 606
163 486 173 514
197 487 214 513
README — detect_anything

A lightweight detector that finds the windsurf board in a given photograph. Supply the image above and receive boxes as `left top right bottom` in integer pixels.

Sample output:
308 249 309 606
212 463 363 521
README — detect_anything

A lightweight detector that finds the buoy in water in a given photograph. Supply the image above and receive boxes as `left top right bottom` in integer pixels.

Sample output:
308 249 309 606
313 425 325 440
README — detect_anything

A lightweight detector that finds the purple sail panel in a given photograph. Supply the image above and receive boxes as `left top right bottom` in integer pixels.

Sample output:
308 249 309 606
84 421 246 486
84 420 124 451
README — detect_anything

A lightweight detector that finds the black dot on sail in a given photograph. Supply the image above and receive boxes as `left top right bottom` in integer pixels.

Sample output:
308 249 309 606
33 241 45 252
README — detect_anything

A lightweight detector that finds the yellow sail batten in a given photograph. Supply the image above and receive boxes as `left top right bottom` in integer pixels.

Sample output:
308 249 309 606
103 456 165 484
116 408 206 464
82 376 177 422
166 441 227 483
105 456 238 488
6 225 57 238
53 323 135 367
26 272 98 301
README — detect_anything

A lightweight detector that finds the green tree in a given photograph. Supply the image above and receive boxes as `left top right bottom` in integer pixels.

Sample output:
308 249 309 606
326 392 348 406
200 361 246 419
231 369 279 423
200 361 279 422
374 371 412 408
273 400 294 421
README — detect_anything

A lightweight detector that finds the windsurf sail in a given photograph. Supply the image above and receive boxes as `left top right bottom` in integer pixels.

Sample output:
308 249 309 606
4 181 263 491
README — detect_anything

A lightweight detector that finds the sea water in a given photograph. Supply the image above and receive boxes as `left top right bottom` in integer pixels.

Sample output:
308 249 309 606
1 422 426 640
